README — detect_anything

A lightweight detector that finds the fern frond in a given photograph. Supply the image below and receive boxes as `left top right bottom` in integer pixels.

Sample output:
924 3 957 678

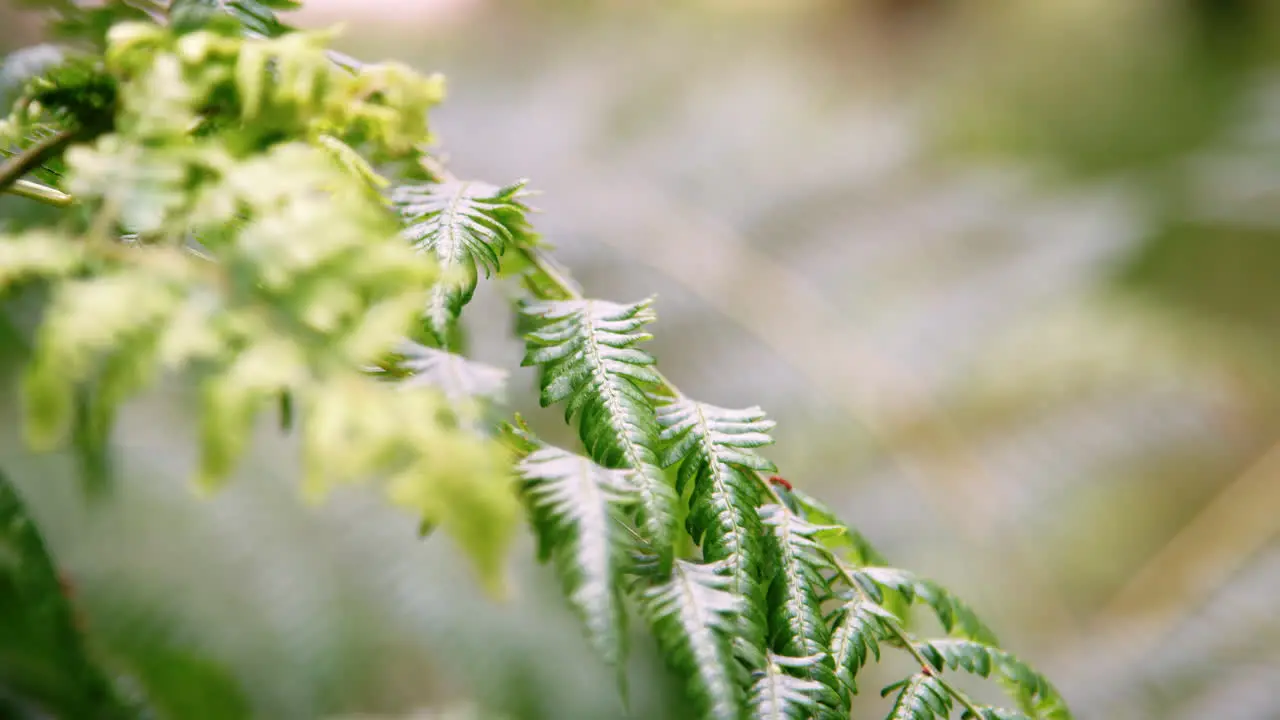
516 445 640 668
924 639 1071 720
391 179 531 344
657 396 775 650
827 588 896 695
636 559 746 720
758 503 845 716
521 297 677 571
748 652 830 720
851 567 999 646
883 674 953 720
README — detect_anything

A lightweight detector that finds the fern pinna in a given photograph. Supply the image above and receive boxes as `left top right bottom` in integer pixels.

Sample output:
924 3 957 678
0 1 1071 718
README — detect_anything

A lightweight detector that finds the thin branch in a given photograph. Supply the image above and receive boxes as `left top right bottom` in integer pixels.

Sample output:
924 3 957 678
0 126 82 194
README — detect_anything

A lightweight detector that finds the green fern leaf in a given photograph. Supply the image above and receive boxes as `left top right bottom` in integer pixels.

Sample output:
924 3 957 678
657 396 775 651
636 559 746 720
852 567 999 646
392 179 531 344
924 639 1071 720
657 397 777 476
883 674 953 720
748 653 831 720
517 445 640 668
758 503 845 716
827 588 896 695
520 297 677 571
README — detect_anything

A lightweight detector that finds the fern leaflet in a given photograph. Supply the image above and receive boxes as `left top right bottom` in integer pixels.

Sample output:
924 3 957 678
748 652 830 720
516 445 639 669
521 297 677 571
758 503 846 717
851 567 999 646
883 674 953 720
657 396 774 652
827 588 896 695
636 559 746 720
924 639 1071 720
392 179 531 345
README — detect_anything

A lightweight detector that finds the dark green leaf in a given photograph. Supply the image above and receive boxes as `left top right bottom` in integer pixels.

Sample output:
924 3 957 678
0 468 136 718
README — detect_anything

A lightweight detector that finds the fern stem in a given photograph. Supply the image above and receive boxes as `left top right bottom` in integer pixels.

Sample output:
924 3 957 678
0 126 81 195
519 246 583 301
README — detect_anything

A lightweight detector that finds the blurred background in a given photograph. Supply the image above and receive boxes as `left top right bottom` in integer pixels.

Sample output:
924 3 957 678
4 0 1280 718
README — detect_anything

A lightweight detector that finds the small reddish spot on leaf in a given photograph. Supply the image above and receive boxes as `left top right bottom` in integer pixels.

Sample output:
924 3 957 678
768 475 793 491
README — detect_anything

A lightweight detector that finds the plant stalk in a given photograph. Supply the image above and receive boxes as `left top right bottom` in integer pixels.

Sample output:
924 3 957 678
6 178 73 207
0 127 81 194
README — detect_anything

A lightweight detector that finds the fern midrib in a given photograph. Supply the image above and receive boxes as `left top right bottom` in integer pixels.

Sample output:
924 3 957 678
755 663 788 716
439 180 472 268
694 405 753 594
775 518 826 657
414 181 473 338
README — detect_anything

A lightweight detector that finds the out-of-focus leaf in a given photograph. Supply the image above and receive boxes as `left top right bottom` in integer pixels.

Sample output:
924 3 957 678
0 467 135 718
85 594 252 720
